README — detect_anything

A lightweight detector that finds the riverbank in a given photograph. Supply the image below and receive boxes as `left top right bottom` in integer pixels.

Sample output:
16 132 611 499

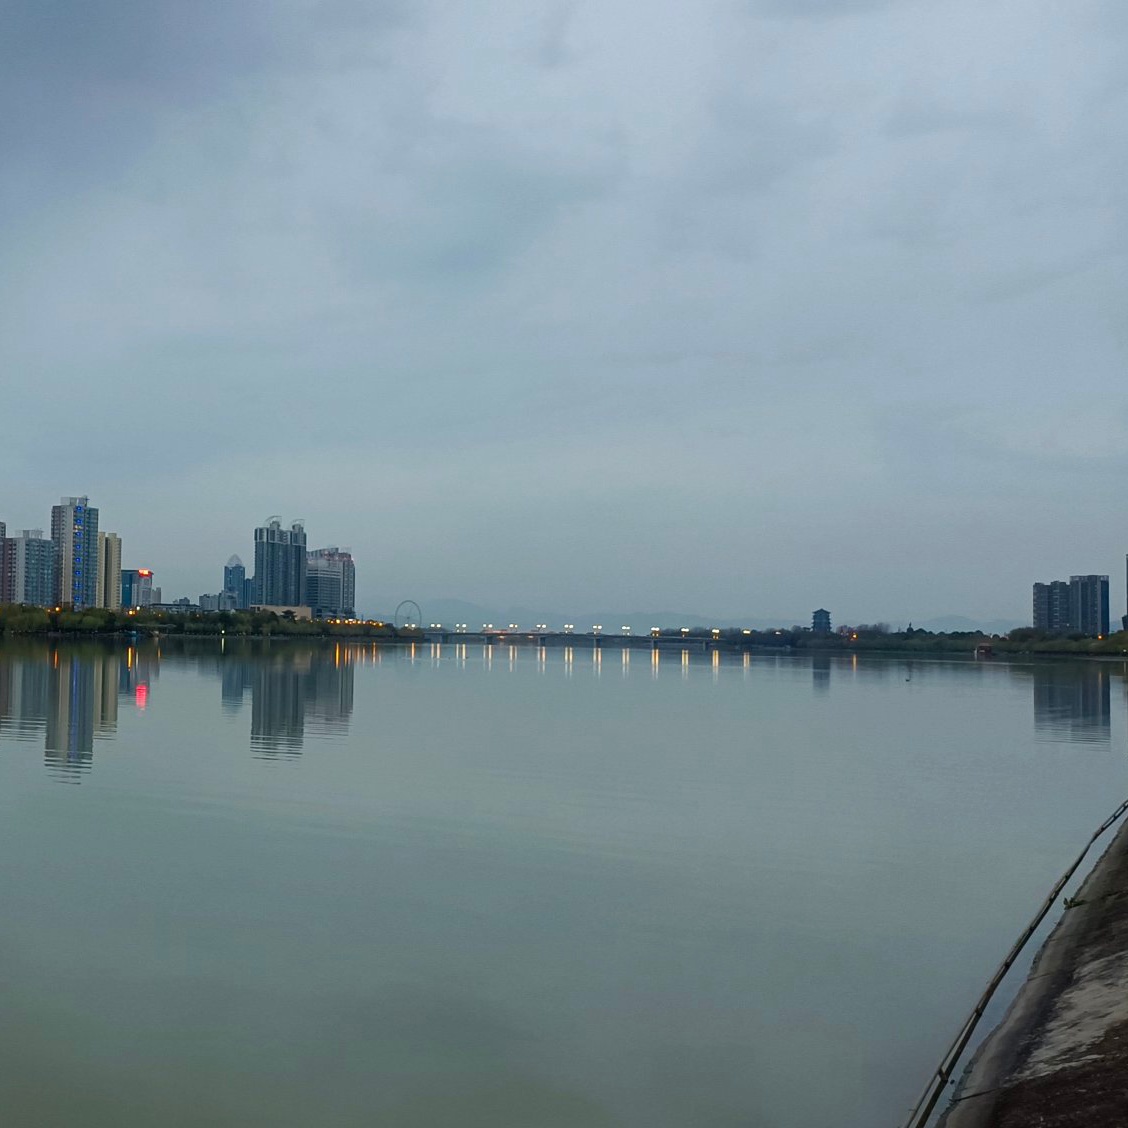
939 816 1128 1127
4 602 1128 658
0 605 402 638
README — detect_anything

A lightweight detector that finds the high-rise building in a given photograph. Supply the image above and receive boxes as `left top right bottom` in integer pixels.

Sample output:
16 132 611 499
253 519 306 607
200 592 237 612
1070 575 1109 638
223 555 247 609
306 547 356 619
51 496 99 609
96 532 122 610
1033 580 1070 633
1033 583 1051 631
4 531 56 606
1033 575 1109 636
121 568 154 609
0 521 10 603
811 608 831 634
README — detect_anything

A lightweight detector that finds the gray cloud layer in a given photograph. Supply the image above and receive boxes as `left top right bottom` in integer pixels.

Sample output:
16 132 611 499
2 0 1127 620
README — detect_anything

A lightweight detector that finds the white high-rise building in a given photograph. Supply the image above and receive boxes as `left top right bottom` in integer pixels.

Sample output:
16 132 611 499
7 530 56 606
96 532 122 610
306 547 356 619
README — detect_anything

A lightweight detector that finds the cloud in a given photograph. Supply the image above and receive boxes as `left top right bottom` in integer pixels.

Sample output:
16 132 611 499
332 124 624 282
0 0 409 189
748 0 900 19
2 0 1127 621
535 1 579 68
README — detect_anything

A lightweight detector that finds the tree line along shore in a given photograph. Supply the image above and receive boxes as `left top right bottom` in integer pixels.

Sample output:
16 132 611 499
0 605 399 639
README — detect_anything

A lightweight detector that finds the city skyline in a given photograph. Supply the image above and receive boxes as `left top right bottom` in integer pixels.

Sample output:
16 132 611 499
4 490 1128 629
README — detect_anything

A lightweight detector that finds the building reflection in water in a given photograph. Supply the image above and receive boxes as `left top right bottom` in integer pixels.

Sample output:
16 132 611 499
0 641 357 771
221 660 255 714
1032 664 1111 743
0 642 156 782
9 642 1117 772
219 643 355 758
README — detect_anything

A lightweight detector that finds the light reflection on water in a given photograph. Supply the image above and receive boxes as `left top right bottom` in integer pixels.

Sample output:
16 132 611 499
0 638 1125 1127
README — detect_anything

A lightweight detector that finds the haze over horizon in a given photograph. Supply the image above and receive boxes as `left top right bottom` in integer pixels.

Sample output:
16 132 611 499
3 1 1126 622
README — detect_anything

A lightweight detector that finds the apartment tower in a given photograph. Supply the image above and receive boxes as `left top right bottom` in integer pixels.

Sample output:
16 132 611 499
306 547 356 619
51 496 99 609
1032 575 1109 637
4 530 56 606
96 532 122 610
1070 574 1110 638
253 519 307 607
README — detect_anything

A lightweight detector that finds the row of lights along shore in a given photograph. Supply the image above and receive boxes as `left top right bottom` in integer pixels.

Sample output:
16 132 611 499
426 624 729 640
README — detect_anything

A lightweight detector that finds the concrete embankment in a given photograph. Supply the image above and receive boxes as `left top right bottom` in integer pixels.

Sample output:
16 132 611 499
939 817 1128 1127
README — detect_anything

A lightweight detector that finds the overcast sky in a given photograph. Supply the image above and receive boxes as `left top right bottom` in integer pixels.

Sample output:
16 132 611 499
2 0 1126 621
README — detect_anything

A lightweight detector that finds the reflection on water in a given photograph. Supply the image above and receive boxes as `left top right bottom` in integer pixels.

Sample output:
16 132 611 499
1 640 1126 774
2 642 1127 777
246 646 355 757
193 643 357 757
1031 664 1112 742
795 654 1119 743
0 642 157 781
1 640 1128 1127
0 640 356 774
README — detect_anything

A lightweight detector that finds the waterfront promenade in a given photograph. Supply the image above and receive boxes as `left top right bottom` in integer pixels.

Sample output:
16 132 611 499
940 818 1128 1126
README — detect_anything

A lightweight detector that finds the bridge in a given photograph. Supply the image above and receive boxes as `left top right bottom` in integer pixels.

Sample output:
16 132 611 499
419 628 724 651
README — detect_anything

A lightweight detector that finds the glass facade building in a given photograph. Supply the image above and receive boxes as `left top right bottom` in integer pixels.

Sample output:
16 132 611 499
224 555 247 609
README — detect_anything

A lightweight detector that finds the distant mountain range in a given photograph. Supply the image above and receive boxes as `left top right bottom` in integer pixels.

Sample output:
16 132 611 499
366 598 1024 636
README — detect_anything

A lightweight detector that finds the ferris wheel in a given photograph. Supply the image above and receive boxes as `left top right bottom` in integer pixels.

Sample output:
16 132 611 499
394 600 422 630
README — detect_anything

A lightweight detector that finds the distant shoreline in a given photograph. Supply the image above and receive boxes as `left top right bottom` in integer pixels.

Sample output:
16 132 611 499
1 606 1126 659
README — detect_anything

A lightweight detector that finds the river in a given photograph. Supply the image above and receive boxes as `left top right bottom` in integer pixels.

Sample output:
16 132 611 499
0 638 1124 1126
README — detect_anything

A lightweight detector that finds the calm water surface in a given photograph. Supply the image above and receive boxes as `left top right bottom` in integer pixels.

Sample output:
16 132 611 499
0 638 1125 1127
